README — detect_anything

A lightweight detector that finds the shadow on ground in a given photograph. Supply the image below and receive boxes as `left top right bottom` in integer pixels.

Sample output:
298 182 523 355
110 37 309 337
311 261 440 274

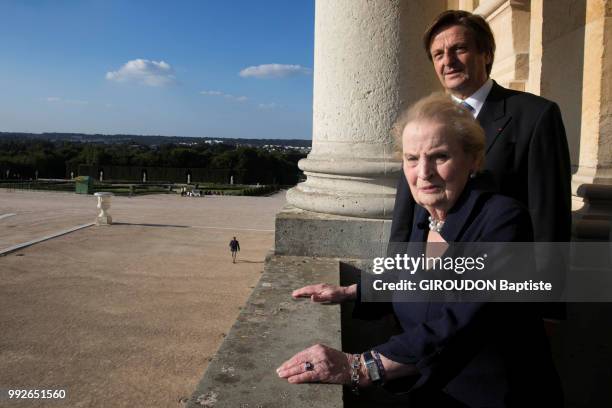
234 259 264 264
114 222 190 228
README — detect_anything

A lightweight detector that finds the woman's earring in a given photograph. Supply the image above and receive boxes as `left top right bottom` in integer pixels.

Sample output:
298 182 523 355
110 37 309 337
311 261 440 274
469 171 477 179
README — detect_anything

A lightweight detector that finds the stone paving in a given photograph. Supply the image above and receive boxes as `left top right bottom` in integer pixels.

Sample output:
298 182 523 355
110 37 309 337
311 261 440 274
0 189 286 407
186 255 343 408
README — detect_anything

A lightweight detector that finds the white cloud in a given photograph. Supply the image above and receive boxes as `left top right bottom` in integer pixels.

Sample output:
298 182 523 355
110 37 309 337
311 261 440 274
226 95 248 102
239 64 311 79
258 102 278 110
43 97 88 105
200 90 223 96
201 90 248 102
106 59 176 87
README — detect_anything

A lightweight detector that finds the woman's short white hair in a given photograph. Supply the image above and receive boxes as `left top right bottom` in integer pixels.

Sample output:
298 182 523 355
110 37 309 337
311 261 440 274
392 92 486 169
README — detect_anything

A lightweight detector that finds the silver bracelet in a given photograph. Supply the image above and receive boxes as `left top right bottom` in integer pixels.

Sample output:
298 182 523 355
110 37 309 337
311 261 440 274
350 353 361 395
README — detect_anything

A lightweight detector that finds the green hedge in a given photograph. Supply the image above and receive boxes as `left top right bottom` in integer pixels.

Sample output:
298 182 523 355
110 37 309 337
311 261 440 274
0 180 279 197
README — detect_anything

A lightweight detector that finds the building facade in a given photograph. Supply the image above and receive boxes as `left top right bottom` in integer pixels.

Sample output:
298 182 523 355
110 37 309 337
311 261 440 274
283 0 612 248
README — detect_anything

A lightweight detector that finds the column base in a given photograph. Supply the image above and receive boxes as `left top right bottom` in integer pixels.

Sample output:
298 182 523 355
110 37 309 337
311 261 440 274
274 205 390 258
572 175 612 240
287 154 401 219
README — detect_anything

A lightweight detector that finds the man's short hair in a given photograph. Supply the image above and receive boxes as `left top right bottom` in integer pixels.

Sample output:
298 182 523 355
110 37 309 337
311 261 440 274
423 10 496 75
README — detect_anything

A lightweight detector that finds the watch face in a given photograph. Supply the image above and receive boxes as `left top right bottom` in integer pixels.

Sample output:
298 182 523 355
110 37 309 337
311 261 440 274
369 367 381 382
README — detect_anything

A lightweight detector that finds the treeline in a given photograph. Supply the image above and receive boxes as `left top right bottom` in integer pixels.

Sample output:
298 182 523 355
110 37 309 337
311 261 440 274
0 139 305 185
0 131 312 148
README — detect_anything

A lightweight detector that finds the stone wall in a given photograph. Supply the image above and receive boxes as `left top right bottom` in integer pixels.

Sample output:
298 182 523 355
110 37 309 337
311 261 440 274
462 0 612 237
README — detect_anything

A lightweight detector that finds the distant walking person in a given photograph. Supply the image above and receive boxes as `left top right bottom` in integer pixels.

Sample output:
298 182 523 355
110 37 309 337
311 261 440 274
229 237 240 263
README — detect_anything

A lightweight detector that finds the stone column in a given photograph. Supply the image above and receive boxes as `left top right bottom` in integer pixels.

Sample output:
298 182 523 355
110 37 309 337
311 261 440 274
277 0 443 257
572 0 612 239
286 0 442 219
474 0 531 91
526 0 587 180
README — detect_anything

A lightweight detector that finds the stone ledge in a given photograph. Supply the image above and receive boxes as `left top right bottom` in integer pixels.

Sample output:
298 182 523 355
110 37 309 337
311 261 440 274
186 255 343 408
274 205 390 258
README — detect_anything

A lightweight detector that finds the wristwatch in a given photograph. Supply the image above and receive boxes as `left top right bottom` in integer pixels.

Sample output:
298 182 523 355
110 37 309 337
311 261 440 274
363 351 385 385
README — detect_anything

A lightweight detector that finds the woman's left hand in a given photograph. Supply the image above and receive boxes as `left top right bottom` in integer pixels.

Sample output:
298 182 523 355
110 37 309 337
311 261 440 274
276 344 352 384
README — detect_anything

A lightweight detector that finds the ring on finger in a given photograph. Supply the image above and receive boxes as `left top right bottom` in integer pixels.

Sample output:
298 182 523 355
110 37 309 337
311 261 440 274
304 361 314 371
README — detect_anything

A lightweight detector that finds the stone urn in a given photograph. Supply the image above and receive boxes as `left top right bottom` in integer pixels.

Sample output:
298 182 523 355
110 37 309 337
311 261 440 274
94 192 113 225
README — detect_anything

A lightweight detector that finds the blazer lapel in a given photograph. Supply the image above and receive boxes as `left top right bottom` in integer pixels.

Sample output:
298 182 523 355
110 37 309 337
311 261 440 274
477 81 511 153
439 176 495 242
410 206 430 243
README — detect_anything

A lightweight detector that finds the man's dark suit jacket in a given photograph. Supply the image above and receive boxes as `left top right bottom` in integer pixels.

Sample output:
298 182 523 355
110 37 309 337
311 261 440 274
368 179 563 407
390 81 572 244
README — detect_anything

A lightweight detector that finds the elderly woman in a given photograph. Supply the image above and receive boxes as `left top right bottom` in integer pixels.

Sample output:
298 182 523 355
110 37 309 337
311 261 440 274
276 94 561 407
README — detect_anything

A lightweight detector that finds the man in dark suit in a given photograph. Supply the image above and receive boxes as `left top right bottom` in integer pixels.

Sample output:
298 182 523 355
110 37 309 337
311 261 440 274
390 10 571 321
391 10 571 249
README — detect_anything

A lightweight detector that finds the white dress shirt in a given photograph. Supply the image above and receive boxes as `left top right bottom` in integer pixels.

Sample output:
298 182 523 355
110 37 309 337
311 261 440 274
451 78 493 118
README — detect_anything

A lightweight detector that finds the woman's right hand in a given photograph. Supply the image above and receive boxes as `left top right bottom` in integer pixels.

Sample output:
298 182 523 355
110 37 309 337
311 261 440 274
291 283 357 303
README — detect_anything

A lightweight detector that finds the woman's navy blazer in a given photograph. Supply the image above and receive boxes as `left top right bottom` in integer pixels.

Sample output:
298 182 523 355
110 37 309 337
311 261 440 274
357 177 562 407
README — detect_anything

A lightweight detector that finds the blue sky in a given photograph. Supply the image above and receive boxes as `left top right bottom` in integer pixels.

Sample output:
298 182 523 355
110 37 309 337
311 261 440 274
0 0 315 139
